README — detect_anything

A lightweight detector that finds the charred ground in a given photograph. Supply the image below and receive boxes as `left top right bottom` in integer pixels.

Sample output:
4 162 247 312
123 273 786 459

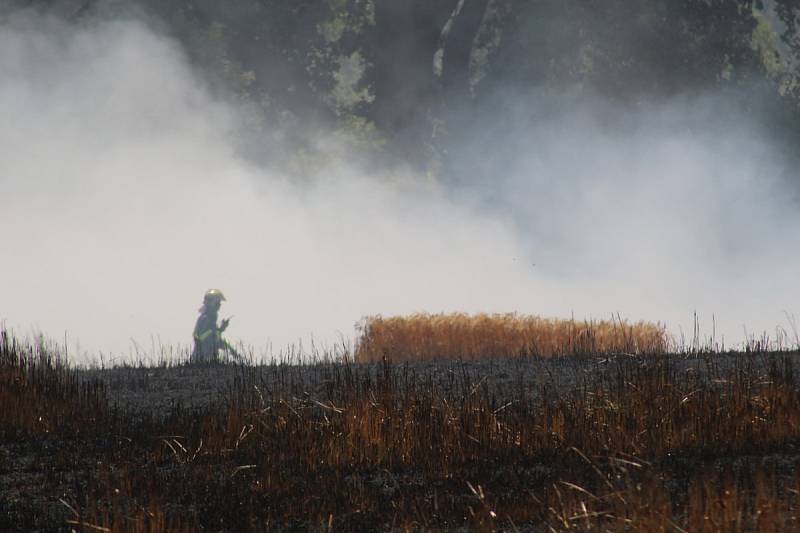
3 333 800 531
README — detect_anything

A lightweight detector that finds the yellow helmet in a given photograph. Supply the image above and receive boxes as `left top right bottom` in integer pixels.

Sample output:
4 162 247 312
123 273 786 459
203 289 226 304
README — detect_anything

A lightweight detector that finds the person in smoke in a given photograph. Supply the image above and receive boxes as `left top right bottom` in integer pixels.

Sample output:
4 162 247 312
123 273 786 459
192 289 231 363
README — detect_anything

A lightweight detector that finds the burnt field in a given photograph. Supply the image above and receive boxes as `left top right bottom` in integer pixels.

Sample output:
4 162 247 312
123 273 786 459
3 331 800 531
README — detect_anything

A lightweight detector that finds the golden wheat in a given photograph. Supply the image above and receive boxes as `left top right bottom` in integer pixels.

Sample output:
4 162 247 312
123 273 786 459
355 312 667 362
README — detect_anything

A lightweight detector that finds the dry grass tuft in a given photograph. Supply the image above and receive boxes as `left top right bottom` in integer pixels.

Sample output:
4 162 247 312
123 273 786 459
0 330 108 439
355 312 668 362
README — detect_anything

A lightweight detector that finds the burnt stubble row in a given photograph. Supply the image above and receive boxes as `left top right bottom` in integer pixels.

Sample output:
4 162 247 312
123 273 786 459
3 330 800 531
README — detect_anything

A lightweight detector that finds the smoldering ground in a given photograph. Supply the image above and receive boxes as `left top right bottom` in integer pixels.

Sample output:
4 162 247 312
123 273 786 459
1 10 798 363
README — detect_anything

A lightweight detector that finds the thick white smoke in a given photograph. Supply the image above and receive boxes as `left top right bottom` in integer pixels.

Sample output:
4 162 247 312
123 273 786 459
1 12 798 363
454 90 800 349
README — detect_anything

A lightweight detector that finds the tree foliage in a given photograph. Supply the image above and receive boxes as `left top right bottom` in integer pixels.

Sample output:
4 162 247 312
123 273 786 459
13 0 800 171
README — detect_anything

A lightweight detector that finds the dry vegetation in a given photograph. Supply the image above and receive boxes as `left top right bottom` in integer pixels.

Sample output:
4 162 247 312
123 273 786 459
3 327 800 531
355 313 668 362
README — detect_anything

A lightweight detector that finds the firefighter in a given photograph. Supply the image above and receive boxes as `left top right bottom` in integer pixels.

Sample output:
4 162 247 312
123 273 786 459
191 289 231 363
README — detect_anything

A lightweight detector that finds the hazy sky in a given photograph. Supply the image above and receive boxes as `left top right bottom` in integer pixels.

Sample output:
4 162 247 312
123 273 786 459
2 11 798 363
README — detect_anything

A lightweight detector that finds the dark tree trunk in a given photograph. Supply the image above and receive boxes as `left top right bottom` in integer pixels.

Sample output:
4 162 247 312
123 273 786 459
369 2 456 132
366 0 495 165
439 0 492 97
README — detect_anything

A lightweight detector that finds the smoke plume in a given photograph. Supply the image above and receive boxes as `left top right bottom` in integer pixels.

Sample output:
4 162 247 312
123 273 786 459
1 10 798 363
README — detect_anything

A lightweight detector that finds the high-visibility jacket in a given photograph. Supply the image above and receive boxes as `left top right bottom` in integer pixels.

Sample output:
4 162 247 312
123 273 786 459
192 308 224 363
